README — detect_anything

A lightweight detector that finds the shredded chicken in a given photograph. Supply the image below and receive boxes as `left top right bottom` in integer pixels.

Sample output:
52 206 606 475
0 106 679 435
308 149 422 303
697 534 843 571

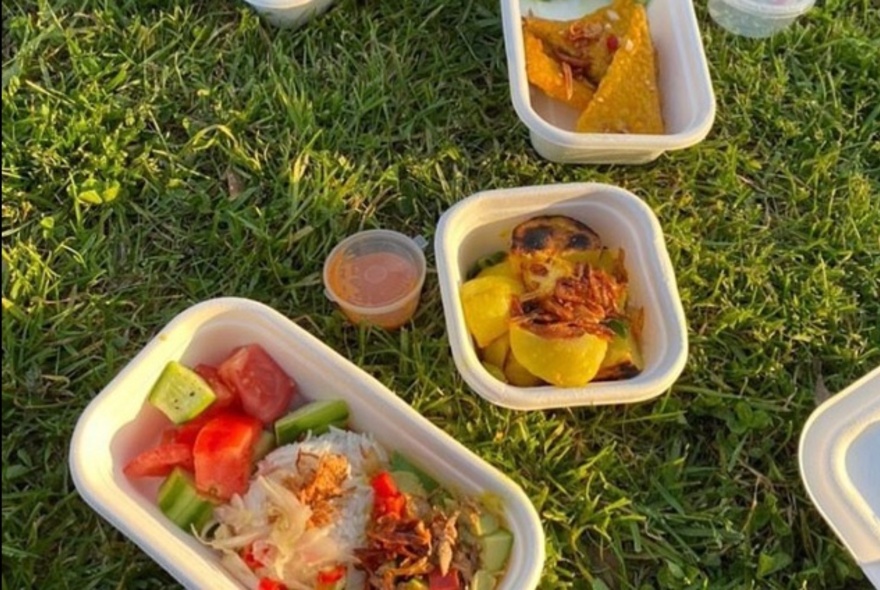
568 21 604 42
431 511 459 575
512 261 625 341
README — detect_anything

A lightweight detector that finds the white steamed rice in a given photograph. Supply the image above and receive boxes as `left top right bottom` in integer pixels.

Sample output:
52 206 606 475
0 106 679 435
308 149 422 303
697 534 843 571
256 427 388 550
208 427 388 590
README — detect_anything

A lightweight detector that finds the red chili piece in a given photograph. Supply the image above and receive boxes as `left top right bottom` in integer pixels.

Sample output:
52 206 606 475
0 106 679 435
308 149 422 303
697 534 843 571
606 34 619 52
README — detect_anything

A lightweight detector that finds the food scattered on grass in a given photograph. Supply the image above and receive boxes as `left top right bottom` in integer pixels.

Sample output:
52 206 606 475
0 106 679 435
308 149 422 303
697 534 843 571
460 215 644 388
523 0 664 134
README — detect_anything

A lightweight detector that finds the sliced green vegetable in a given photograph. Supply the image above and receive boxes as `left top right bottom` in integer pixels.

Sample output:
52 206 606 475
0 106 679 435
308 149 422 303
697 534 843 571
595 319 643 381
148 361 216 424
398 579 428 590
391 470 426 497
481 361 508 384
252 430 276 462
471 511 500 537
157 467 215 533
389 451 439 492
467 251 508 279
274 399 349 446
472 570 497 590
479 528 514 572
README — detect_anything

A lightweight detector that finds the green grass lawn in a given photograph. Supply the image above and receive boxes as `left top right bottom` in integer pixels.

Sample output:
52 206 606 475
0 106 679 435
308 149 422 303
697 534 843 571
2 0 878 588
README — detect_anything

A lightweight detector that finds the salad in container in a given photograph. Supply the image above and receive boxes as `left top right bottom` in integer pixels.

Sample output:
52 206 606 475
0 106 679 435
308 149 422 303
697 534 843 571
69 298 544 590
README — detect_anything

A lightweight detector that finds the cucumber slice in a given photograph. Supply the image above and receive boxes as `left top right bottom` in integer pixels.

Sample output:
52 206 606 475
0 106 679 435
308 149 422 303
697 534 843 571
274 399 349 446
148 361 216 424
472 570 497 590
389 451 439 492
253 430 276 462
391 470 426 497
471 511 500 537
479 528 513 572
398 579 428 590
157 467 215 533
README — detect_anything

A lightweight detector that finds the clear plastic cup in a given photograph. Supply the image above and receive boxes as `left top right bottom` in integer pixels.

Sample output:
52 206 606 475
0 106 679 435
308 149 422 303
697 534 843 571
708 0 816 38
323 230 427 330
243 0 335 29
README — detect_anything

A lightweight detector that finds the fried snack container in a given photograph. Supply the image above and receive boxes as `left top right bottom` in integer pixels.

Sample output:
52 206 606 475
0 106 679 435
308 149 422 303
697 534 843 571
502 0 716 164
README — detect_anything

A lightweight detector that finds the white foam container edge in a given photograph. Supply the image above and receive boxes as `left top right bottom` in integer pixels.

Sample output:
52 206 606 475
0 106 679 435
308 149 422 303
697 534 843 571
435 183 689 411
799 365 880 589
502 0 717 164
69 297 546 589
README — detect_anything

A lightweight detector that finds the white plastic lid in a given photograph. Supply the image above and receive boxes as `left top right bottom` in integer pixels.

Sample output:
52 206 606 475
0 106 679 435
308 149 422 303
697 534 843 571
799 365 880 585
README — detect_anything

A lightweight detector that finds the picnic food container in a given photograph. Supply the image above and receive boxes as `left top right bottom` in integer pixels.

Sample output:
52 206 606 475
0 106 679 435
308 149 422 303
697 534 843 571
435 183 688 411
323 229 427 330
242 0 335 29
69 297 545 589
799 365 880 589
708 0 817 38
501 0 716 164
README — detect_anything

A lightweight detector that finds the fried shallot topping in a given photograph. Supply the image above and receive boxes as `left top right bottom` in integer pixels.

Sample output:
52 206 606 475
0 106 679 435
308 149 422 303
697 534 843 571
283 451 350 528
556 264 626 317
562 61 574 100
512 264 625 339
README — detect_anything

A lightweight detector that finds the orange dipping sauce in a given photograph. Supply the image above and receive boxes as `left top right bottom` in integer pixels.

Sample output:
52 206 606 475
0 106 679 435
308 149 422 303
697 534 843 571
327 251 419 307
324 233 426 330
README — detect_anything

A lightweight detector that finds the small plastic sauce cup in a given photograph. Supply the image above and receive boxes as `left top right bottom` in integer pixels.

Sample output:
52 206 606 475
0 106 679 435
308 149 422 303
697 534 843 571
708 0 816 38
243 0 336 29
323 230 427 330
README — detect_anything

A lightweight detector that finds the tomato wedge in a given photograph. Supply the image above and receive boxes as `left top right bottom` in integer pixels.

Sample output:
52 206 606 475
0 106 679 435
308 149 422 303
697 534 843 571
162 402 242 449
257 579 287 590
194 363 240 411
168 415 211 448
428 570 461 590
193 413 262 500
123 442 194 478
241 544 263 571
317 565 346 585
371 471 406 519
217 344 296 425
371 471 400 497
